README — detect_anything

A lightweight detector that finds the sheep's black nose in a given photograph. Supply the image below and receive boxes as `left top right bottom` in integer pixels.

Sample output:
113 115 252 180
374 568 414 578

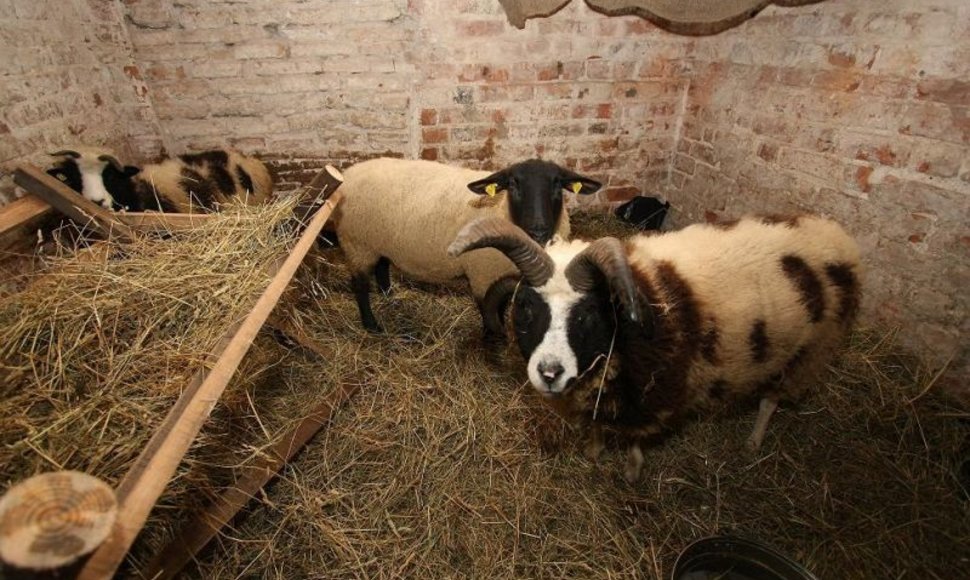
527 229 551 244
538 361 564 386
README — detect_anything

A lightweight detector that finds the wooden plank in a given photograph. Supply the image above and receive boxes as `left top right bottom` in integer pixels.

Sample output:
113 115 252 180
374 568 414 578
115 212 216 231
13 166 138 243
141 381 361 580
0 196 53 237
76 171 343 580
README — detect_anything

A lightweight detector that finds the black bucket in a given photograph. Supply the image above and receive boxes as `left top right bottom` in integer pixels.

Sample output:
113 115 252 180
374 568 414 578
672 536 819 580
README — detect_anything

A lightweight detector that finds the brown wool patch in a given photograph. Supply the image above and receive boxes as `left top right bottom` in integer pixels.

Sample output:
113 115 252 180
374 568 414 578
708 379 727 399
781 255 826 322
825 262 860 322
700 320 720 364
749 319 769 363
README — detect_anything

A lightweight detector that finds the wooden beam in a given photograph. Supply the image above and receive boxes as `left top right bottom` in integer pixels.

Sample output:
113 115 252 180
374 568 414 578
76 170 343 580
141 380 361 580
13 166 138 243
0 196 53 237
115 212 215 231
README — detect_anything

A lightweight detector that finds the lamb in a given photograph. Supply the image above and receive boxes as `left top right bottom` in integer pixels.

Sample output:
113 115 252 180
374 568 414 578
449 214 862 482
332 157 601 338
46 147 273 213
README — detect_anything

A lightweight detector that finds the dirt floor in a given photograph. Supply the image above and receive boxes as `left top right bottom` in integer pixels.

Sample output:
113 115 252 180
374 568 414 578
172 213 969 579
2 210 967 579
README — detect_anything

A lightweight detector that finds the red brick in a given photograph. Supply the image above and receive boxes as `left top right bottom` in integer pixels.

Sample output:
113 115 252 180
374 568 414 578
484 67 509 83
854 165 874 192
827 47 856 68
420 147 438 161
586 59 610 80
673 154 695 175
422 127 448 144
605 186 640 202
420 109 437 126
916 78 970 106
536 63 561 81
758 142 778 161
459 20 504 37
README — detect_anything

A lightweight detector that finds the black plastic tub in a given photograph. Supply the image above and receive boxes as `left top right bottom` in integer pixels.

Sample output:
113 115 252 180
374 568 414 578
672 536 819 580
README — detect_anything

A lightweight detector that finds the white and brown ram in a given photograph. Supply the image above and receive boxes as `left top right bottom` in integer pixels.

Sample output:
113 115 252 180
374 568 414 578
449 214 862 482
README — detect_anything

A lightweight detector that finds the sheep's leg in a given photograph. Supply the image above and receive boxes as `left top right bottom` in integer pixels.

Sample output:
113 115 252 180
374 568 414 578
623 440 645 483
350 272 383 333
746 395 779 451
374 257 392 296
583 424 605 462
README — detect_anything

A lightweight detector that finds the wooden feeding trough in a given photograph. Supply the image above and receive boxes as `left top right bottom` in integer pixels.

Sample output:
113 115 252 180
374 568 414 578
0 164 358 579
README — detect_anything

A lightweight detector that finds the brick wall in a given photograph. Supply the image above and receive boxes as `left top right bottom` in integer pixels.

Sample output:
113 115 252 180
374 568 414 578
0 0 163 204
664 0 969 387
123 0 686 202
410 0 686 207
124 0 417 191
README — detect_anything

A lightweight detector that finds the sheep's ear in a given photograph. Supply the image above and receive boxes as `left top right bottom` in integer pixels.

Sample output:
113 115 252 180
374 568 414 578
467 170 509 197
558 168 601 195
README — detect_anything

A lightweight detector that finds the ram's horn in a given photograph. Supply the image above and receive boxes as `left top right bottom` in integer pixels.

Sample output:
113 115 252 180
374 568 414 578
49 150 80 158
448 217 554 287
565 237 640 323
97 154 124 172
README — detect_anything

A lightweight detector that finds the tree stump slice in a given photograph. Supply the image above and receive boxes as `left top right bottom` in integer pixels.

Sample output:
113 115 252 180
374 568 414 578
0 471 117 570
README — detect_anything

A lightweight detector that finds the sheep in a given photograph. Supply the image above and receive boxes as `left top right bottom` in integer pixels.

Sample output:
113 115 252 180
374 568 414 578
46 147 273 213
332 157 601 338
449 214 862 482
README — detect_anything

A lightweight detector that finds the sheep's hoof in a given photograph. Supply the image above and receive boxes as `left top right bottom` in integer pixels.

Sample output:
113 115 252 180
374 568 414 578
583 439 604 462
623 444 644 484
745 434 764 454
623 464 642 484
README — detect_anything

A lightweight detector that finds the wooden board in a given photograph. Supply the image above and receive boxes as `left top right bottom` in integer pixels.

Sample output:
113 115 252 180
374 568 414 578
13 166 137 243
141 381 361 580
75 171 343 580
0 196 52 237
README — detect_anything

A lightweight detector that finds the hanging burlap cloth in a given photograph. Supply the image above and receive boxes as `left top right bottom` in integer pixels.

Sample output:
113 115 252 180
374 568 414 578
498 0 826 33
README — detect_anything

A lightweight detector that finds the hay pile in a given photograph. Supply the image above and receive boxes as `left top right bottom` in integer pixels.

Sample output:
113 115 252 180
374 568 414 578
1 208 967 578
0 198 311 540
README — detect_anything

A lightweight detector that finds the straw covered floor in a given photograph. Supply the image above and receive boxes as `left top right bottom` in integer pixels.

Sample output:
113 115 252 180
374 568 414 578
0 208 967 578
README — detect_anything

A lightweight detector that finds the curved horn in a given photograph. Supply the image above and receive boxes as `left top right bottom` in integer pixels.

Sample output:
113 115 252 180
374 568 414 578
448 217 554 287
480 276 519 338
565 238 640 323
49 150 80 158
97 154 124 172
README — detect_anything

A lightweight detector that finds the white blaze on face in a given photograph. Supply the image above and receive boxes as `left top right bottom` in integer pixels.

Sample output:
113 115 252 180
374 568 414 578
526 240 589 396
74 155 115 209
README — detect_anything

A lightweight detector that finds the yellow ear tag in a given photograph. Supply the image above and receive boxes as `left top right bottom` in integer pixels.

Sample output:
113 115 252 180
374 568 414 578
485 183 498 197
571 182 583 194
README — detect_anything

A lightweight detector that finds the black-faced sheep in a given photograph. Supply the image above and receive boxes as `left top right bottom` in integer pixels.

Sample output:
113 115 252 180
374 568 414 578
46 147 273 213
332 157 601 338
449 214 862 482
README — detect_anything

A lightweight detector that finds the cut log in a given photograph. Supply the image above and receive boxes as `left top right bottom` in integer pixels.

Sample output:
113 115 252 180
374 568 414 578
141 381 361 580
0 471 117 570
13 166 137 243
75 167 344 580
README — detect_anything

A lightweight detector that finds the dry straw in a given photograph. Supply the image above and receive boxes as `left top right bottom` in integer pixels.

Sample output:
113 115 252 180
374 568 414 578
1 210 967 578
